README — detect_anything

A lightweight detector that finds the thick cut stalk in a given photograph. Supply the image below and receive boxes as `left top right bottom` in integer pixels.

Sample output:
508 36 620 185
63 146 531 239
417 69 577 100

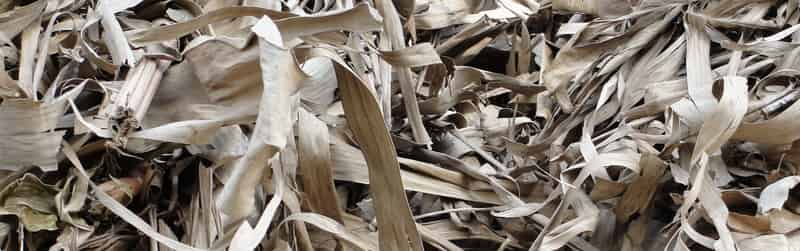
108 58 171 127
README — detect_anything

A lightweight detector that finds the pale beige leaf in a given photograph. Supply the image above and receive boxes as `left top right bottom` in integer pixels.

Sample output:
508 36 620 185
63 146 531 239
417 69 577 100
297 108 343 222
380 43 443 68
333 54 424 251
217 16 303 221
758 176 800 214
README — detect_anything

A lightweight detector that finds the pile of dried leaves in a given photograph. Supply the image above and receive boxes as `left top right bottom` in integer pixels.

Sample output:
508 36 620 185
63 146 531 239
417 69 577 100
2 0 800 250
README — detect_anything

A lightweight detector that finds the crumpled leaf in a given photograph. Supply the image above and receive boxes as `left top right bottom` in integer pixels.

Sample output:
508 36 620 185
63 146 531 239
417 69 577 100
0 174 59 232
216 16 304 222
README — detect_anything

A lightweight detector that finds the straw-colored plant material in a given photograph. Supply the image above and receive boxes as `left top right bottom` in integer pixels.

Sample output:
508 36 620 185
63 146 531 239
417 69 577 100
4 0 800 250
